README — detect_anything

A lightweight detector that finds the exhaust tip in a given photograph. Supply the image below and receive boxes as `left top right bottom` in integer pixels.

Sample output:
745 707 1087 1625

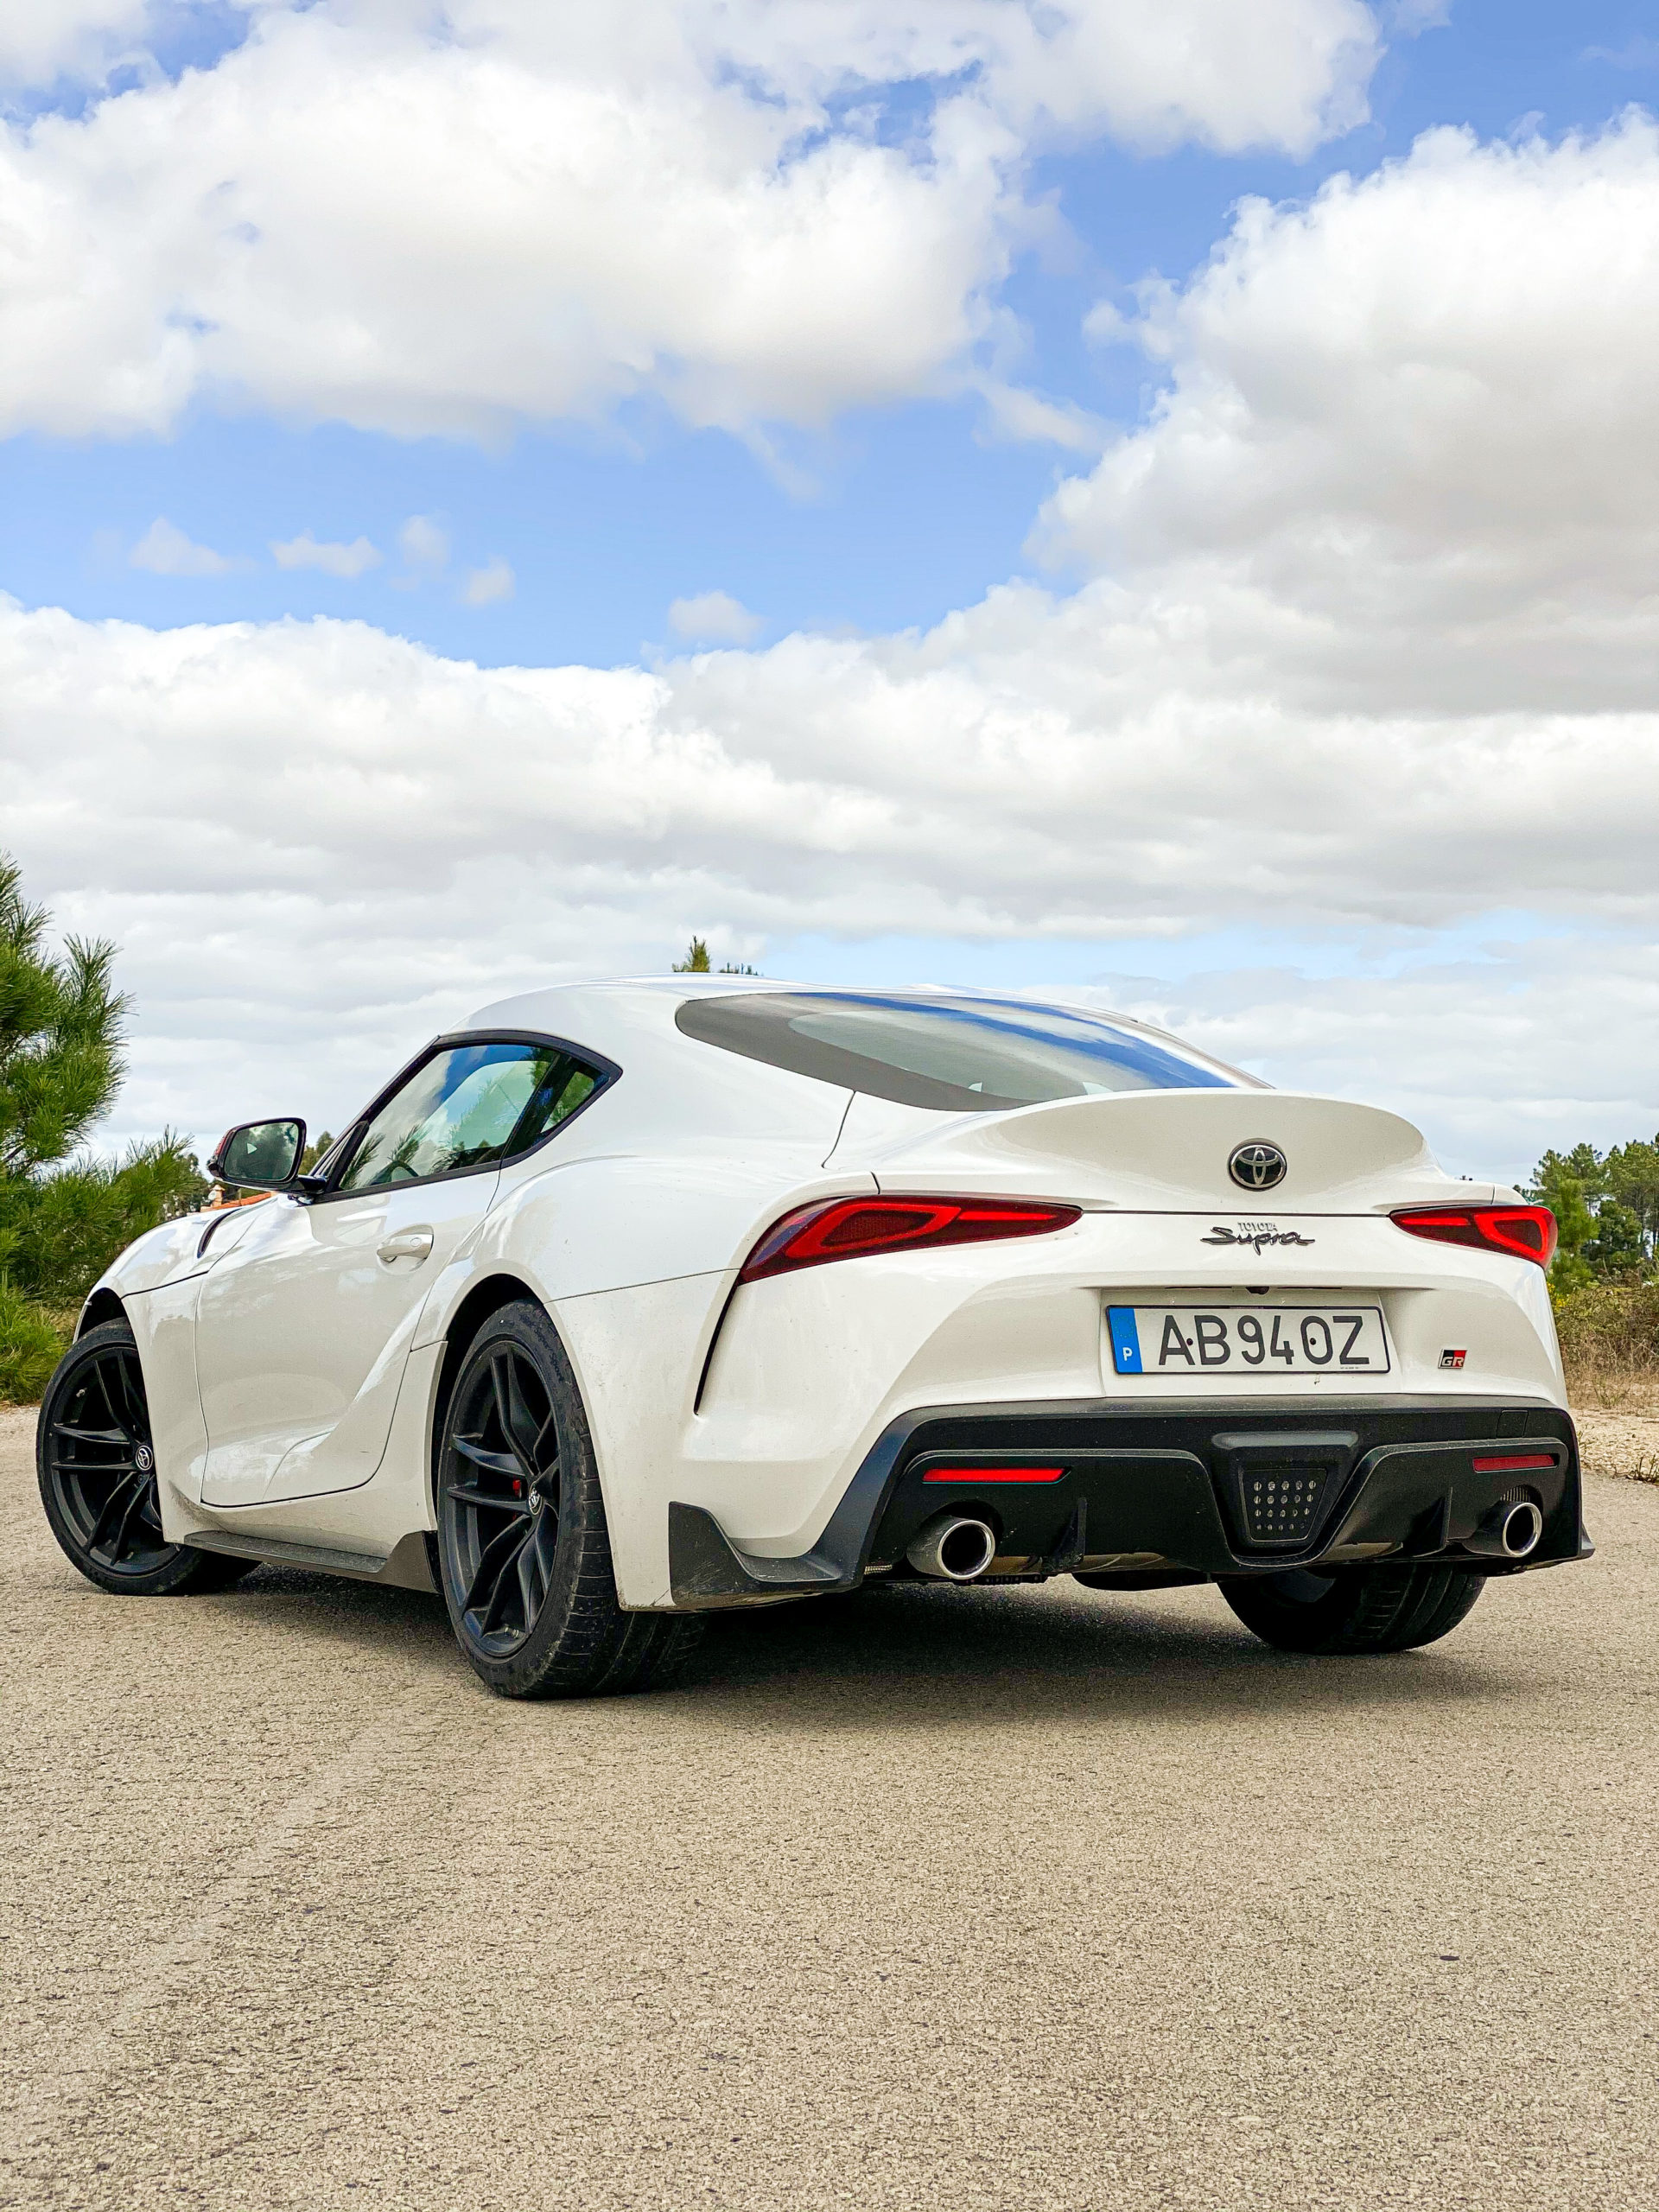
1466 1497 1545 1560
1496 1498 1544 1558
906 1513 997 1582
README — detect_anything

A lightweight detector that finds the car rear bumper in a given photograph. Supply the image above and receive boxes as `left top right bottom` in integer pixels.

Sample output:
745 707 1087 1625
666 1395 1588 1609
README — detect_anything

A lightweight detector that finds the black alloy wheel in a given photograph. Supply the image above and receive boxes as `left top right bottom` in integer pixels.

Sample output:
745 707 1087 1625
36 1319 252 1597
1219 1561 1486 1655
435 1300 704 1700
442 1334 563 1657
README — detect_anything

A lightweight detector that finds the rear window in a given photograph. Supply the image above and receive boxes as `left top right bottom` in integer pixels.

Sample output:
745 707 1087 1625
675 991 1253 1112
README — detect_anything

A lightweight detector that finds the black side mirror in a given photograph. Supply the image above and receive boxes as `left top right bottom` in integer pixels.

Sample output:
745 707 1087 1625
207 1117 307 1191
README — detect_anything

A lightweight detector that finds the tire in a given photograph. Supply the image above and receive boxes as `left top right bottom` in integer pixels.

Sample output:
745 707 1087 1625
1219 1562 1486 1656
434 1300 704 1699
36 1319 256 1597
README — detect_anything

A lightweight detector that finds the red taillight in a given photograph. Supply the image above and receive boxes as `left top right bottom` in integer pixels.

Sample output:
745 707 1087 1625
1390 1205 1558 1268
1471 1452 1557 1475
922 1465 1065 1484
738 1194 1082 1283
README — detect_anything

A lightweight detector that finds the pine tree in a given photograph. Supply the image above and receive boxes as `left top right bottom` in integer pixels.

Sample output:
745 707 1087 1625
670 934 760 976
0 854 206 1399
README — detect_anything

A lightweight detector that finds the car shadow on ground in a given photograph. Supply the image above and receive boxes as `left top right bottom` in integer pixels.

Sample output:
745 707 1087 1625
673 1577 1538 1734
199 1564 1543 1732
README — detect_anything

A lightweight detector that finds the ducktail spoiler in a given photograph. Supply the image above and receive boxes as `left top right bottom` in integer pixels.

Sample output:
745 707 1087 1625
852 1090 1495 1213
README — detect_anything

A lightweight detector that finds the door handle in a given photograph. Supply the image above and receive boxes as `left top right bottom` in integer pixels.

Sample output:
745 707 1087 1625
377 1228 435 1265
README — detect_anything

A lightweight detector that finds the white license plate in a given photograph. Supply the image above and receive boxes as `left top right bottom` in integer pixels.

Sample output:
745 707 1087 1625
1107 1304 1390 1376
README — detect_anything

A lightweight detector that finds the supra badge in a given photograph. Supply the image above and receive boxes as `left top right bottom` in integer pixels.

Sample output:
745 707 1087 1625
1201 1221 1315 1253
1229 1141 1287 1192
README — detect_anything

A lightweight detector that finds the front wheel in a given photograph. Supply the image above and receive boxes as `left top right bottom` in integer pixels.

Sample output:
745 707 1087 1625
1220 1562 1486 1655
434 1300 703 1699
36 1319 254 1596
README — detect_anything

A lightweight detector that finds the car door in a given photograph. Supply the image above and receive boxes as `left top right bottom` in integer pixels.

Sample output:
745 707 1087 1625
195 1036 589 1508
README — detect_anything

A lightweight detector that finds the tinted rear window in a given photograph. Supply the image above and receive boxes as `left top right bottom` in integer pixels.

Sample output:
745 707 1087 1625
675 992 1250 1111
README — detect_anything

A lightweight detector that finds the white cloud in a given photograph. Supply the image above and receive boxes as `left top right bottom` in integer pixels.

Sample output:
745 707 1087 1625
668 590 763 645
0 1 154 86
1041 114 1659 658
127 517 237 576
1584 38 1659 71
1073 938 1659 1185
3 556 1656 1168
0 2 1382 443
461 557 514 607
9 110 1659 1174
398 514 448 570
270 531 382 578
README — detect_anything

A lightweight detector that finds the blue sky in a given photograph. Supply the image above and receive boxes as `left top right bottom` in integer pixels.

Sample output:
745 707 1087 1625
3 0 1658 1179
3 1 1655 668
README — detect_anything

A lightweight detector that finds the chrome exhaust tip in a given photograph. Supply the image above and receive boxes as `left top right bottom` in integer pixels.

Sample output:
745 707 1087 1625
1465 1497 1545 1560
906 1513 997 1582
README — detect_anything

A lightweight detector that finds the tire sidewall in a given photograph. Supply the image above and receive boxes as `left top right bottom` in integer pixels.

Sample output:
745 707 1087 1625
435 1300 613 1696
1220 1562 1484 1655
36 1319 206 1597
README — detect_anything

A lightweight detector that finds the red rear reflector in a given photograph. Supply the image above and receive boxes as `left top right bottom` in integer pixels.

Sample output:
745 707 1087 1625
1471 1452 1556 1474
1390 1205 1558 1268
922 1465 1065 1484
739 1195 1082 1282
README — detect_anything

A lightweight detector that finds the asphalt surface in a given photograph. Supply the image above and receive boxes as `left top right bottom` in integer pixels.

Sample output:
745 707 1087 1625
3 1403 1656 2212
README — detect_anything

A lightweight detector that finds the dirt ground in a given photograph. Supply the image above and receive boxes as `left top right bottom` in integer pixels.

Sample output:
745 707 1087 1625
1572 1388 1659 1484
3 1402 1656 2212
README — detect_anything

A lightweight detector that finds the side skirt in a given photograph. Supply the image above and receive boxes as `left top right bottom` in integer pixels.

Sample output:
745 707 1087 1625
185 1527 438 1593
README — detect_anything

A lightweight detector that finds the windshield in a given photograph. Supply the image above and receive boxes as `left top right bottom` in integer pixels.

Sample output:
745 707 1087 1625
675 991 1255 1112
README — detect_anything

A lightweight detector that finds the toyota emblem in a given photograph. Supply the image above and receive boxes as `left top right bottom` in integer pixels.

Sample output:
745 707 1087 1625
1229 1141 1287 1192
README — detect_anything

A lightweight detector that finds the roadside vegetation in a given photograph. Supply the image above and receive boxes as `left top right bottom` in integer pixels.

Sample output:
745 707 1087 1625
1 855 206 1403
1527 1142 1659 1405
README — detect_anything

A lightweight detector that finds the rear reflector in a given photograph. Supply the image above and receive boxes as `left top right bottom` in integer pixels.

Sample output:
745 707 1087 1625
1390 1204 1558 1268
738 1194 1081 1282
921 1465 1065 1484
1471 1452 1557 1474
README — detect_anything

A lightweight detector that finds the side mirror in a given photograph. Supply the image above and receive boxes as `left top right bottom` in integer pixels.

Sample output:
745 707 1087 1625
208 1117 307 1192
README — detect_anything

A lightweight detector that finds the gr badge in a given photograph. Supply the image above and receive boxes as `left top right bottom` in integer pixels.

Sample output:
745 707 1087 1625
1439 1348 1467 1370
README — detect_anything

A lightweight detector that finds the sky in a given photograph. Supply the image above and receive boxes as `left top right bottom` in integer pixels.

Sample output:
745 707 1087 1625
3 0 1659 1182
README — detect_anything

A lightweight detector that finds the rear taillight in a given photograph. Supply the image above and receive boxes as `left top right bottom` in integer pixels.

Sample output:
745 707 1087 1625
738 1194 1082 1283
1390 1205 1558 1268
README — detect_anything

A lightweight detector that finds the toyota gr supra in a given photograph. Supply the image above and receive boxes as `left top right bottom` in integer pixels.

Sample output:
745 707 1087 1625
37 982 1588 1697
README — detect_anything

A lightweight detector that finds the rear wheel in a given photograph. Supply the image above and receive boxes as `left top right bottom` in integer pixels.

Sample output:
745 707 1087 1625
434 1300 703 1699
36 1320 254 1596
1220 1562 1485 1655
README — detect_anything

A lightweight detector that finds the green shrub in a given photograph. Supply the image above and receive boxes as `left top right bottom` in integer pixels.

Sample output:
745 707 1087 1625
3 1135 207 1306
1550 1278 1659 1398
0 1284 68 1406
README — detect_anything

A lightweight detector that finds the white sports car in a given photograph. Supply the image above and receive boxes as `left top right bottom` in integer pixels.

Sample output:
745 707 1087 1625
37 982 1587 1697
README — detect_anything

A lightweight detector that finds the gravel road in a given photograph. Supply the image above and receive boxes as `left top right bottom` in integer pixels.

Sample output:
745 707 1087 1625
3 1402 1656 2211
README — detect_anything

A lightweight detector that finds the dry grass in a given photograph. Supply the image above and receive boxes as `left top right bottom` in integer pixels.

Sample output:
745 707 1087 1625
1569 1372 1659 1485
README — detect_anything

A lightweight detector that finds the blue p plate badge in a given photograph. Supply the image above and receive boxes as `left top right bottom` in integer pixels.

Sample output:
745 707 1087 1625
1108 1306 1143 1374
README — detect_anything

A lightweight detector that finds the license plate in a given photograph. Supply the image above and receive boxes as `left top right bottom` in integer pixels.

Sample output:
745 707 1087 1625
1107 1304 1390 1376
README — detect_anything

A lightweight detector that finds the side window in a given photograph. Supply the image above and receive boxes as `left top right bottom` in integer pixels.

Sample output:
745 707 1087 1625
336 1042 600 1192
510 1058 599 1152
